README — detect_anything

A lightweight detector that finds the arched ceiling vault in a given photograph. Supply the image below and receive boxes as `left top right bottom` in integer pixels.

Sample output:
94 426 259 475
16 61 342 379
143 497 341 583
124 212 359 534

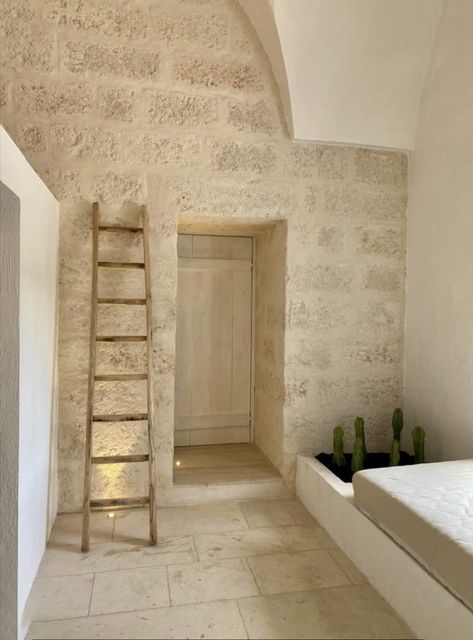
239 0 442 150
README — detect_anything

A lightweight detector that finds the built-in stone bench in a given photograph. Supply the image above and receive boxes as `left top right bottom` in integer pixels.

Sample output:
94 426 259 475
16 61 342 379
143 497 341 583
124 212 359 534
296 455 473 640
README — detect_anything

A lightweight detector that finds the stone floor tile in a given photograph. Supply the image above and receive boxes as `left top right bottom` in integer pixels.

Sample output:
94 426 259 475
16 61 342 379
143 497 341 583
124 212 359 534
238 498 315 528
48 512 114 547
247 550 351 594
25 574 94 622
156 502 249 537
277 524 336 551
38 537 196 578
237 584 413 639
195 523 335 561
329 547 368 585
168 558 259 605
112 509 154 544
27 600 248 639
89 566 169 615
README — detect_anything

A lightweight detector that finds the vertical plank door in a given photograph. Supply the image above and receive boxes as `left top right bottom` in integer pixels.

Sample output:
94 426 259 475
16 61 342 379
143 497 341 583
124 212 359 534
175 235 253 446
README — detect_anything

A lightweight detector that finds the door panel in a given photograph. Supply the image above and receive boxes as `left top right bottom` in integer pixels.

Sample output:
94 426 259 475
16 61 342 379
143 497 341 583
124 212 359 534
175 235 253 446
232 269 252 413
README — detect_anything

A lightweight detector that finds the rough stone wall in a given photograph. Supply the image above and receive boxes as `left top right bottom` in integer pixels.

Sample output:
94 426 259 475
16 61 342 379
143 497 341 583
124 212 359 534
1 0 407 511
254 222 286 472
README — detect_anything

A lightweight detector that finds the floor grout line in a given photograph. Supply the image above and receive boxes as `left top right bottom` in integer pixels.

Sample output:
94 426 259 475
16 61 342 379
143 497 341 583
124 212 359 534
327 547 367 586
87 573 96 617
190 534 200 562
243 557 262 595
37 556 199 579
35 571 95 582
46 530 206 552
238 502 252 529
35 549 198 580
235 599 250 640
233 582 377 602
165 565 173 607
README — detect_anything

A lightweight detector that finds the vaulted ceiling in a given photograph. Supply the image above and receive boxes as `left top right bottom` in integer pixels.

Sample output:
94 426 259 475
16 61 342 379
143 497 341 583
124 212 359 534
239 0 442 150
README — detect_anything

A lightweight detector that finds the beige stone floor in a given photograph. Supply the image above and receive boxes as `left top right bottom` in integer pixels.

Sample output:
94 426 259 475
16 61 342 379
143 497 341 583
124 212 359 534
26 500 412 639
173 444 281 485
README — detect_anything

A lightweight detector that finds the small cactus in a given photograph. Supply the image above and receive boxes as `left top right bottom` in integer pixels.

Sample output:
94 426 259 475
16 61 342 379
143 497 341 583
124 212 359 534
392 408 404 441
412 426 426 463
354 416 367 458
351 437 365 473
332 426 346 467
390 438 400 466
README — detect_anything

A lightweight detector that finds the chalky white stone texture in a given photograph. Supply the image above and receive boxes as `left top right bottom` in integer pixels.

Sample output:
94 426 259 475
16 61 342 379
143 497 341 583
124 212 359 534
0 0 407 511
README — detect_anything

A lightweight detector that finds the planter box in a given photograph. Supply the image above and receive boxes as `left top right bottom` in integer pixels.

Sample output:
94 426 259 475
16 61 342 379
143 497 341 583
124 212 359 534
296 455 473 640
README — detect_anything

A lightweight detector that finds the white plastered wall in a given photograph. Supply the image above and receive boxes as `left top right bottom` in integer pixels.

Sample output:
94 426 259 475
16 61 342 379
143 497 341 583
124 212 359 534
0 127 60 638
404 0 473 461
0 179 20 640
247 0 441 149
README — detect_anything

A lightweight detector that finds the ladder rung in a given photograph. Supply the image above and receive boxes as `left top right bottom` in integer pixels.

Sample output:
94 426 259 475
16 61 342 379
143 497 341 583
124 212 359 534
92 454 149 464
95 373 148 381
98 261 145 269
98 225 143 233
97 298 146 305
96 336 147 342
90 496 150 509
93 413 148 422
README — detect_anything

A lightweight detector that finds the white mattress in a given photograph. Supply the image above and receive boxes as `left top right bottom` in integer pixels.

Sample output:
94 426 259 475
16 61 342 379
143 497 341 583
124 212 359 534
353 459 473 611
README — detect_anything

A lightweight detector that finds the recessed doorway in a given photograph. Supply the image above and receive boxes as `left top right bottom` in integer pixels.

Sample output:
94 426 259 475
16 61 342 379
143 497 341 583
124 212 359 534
173 233 279 486
172 222 287 490
174 234 254 447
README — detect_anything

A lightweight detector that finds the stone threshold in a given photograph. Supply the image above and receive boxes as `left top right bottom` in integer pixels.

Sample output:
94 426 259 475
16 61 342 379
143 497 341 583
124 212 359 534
160 477 292 507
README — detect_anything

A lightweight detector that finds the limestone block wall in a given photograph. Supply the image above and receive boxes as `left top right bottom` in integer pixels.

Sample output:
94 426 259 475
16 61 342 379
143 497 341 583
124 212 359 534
1 0 407 511
254 222 286 472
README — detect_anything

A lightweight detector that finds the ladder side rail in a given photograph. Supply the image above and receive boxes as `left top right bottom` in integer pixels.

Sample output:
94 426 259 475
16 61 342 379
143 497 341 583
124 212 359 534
81 202 100 552
142 205 157 545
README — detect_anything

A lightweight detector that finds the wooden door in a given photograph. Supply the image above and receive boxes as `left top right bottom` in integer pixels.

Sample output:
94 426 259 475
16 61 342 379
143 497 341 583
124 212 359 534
175 235 253 446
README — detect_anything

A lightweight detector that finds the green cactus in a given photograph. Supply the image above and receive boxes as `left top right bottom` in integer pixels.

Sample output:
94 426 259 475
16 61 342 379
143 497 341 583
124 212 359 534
354 416 367 458
389 408 404 466
332 426 346 467
412 426 426 464
392 408 404 441
351 417 367 473
351 437 365 473
390 438 401 466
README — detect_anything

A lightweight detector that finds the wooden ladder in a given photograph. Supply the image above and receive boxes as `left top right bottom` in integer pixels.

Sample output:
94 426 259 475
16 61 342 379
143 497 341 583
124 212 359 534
81 202 157 552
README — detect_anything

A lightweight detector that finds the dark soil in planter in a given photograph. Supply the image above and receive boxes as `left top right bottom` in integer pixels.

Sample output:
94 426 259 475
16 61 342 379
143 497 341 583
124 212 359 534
315 451 415 483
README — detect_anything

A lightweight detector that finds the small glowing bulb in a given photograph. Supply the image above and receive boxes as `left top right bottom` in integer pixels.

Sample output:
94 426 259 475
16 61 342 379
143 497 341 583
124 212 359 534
108 512 115 519
175 460 181 467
